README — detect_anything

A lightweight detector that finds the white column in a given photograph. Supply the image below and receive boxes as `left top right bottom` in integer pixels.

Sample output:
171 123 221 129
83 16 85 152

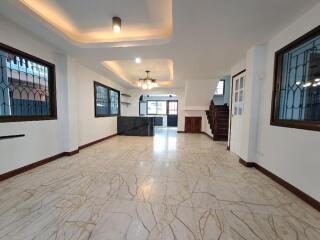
55 54 79 152
239 45 267 162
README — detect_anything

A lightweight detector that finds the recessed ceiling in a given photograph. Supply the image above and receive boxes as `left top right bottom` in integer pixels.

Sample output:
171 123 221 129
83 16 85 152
0 0 319 88
18 0 172 47
102 59 173 87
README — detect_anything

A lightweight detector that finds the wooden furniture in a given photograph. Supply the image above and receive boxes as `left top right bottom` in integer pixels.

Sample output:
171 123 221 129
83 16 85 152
185 117 202 133
206 101 229 141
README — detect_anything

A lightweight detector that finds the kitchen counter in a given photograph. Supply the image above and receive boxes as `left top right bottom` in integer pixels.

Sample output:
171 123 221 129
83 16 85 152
117 116 155 136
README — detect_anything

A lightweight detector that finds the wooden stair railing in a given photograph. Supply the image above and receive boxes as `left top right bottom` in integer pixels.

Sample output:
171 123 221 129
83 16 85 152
206 100 229 141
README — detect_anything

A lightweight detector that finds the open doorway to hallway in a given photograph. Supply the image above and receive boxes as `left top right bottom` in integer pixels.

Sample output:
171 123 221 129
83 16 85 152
139 94 178 130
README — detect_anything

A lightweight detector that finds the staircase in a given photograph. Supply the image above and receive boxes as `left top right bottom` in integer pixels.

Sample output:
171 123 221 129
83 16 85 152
206 101 229 141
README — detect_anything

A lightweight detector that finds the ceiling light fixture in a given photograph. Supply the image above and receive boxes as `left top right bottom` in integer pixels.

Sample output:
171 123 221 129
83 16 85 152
135 57 142 64
112 17 121 33
139 71 158 90
303 82 312 88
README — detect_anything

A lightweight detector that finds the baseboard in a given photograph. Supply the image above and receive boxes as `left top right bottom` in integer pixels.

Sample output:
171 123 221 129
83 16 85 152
0 152 65 181
64 149 80 156
239 158 320 212
0 134 117 181
239 158 256 168
213 135 228 141
79 133 117 149
202 132 213 139
177 131 185 133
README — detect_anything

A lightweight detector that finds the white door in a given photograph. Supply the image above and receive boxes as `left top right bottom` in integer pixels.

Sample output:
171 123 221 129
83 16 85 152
230 72 245 155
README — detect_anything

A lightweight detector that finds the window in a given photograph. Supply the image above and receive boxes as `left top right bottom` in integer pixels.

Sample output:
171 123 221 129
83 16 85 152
214 80 225 95
147 101 157 114
94 82 120 117
147 101 167 115
110 89 119 115
168 101 178 115
0 43 56 122
271 26 320 131
233 76 245 116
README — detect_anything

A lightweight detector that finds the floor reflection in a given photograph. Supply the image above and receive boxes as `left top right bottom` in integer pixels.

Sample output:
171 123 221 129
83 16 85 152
1 126 320 239
153 127 177 153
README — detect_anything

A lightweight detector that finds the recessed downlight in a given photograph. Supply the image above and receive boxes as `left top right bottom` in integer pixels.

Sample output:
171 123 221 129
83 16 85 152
135 57 142 64
112 17 121 33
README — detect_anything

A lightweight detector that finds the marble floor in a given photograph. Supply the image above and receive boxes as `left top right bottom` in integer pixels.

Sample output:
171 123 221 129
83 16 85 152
0 127 319 240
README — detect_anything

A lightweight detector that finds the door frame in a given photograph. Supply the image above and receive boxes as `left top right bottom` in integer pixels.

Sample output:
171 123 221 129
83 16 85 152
228 69 246 149
167 100 178 115
167 100 178 127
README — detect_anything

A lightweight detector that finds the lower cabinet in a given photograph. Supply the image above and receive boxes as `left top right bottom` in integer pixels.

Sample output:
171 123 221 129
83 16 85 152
185 117 202 133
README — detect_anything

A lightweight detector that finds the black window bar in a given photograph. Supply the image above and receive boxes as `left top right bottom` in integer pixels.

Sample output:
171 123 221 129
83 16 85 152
0 43 57 122
271 25 320 131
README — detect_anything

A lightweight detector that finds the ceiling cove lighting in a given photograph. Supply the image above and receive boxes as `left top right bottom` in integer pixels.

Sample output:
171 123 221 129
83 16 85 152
112 17 121 33
139 71 158 90
135 57 142 64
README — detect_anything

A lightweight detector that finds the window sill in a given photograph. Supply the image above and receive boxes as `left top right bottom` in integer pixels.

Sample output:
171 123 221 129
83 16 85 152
270 119 320 132
0 116 57 123
95 114 120 118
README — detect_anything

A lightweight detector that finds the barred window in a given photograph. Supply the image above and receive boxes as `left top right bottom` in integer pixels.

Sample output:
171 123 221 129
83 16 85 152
271 26 320 131
147 101 167 115
0 43 56 122
94 82 120 117
110 89 119 115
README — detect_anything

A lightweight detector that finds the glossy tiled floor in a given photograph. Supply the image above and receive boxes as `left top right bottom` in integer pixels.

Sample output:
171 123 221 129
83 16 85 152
0 127 319 239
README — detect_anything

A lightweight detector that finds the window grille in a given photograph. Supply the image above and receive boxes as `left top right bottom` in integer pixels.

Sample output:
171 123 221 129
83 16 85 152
94 81 120 117
271 26 320 131
0 43 56 122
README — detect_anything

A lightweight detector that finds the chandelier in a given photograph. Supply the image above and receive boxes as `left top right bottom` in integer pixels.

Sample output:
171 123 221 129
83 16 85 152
138 70 158 90
301 78 320 88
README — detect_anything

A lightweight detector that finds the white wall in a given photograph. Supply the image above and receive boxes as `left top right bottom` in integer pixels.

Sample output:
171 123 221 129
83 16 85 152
76 63 127 146
0 16 66 174
229 3 320 201
184 79 219 133
257 4 320 201
0 16 128 175
184 79 219 109
232 45 266 161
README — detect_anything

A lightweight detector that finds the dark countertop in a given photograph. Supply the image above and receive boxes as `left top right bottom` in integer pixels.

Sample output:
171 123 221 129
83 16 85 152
117 116 155 136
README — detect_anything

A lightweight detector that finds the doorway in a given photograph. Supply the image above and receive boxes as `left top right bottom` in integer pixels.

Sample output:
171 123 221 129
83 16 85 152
229 70 246 153
139 94 178 128
167 100 178 127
